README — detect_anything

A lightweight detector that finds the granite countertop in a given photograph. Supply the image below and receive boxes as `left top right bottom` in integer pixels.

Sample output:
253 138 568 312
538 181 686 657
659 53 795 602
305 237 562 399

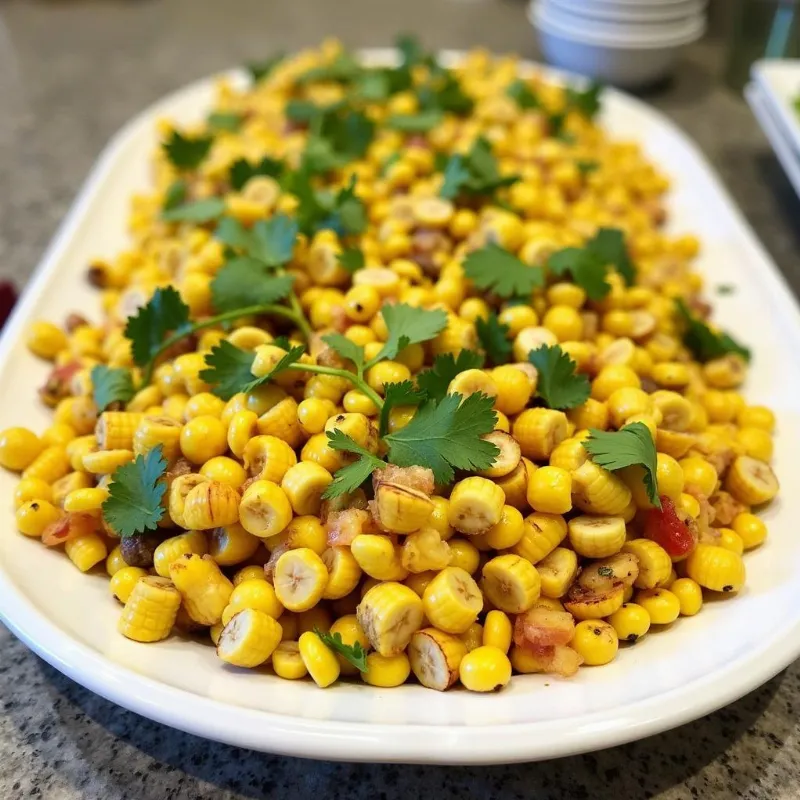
2 0 800 797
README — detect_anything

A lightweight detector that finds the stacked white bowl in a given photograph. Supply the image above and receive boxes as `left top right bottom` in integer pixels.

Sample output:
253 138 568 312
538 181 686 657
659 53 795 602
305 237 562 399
530 0 708 88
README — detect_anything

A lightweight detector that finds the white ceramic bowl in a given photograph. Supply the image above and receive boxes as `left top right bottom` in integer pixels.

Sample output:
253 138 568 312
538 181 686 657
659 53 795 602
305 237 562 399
547 0 706 23
532 3 706 87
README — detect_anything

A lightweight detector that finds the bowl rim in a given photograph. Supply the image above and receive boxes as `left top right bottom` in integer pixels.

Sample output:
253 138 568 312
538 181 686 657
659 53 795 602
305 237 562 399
542 0 706 23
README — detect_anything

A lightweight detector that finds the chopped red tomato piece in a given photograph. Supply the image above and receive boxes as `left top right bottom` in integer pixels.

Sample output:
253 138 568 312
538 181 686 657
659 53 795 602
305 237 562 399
644 496 697 558
41 512 97 547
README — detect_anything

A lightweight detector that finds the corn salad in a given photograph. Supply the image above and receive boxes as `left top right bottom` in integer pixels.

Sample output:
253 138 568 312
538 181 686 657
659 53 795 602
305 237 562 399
2 40 780 693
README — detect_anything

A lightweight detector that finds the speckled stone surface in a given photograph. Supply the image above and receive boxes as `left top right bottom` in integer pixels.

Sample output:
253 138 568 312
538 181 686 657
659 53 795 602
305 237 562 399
2 0 800 797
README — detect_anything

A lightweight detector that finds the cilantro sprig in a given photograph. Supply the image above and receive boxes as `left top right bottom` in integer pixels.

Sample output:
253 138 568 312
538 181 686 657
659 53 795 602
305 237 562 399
91 365 136 413
476 312 512 366
322 431 386 499
416 351 485 403
163 131 213 172
464 244 544 299
440 137 519 201
364 304 448 368
315 627 369 672
528 344 590 410
675 299 751 363
582 422 661 508
102 447 167 537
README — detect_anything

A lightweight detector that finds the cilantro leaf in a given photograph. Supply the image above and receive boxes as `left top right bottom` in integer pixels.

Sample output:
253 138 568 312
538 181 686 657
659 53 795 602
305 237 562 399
215 214 298 267
200 341 305 400
507 80 540 110
590 228 635 286
163 131 213 171
396 33 426 68
583 422 660 508
464 243 544 298
528 344 590 410
315 627 369 672
367 304 448 367
229 156 284 191
576 159 599 176
417 70 473 115
566 81 603 119
163 179 187 211
207 112 243 132
440 155 471 200
416 351 485 403
161 197 226 224
290 171 367 237
379 380 427 437
323 431 386 499
246 54 284 83
322 332 364 373
675 299 751 363
384 392 499 484
124 286 191 367
385 110 443 132
439 137 518 200
102 447 167 537
271 335 292 350
211 259 294 313
476 312 512 366
355 70 391 101
91 365 136 412
338 247 365 273
297 51 362 85
547 247 610 301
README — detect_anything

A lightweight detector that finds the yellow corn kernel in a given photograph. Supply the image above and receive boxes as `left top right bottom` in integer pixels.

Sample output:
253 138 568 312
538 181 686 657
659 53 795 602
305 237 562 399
448 476 505 535
717 527 744 555
421 566 482 634
185 392 226 421
272 641 308 680
568 515 626 558
272 548 329 612
281 461 333 516
276 515 328 555
536 546 579 598
670 577 703 616
14 477 54 509
169 553 234 625
342 390 379 416
527 465 572 515
297 398 334 435
635 588 681 625
257 397 304 448
351 534 408 581
481 554 541 613
182 480 240 530
512 408 568 461
110 566 148 603
724 455 779 505
105 544 127 576
328 614 370 676
361 652 411 688
358 581 425 656
222 579 283 625
15 499 63 537
242 435 297 482
27 321 68 359
154 530 208 578
118 576 181 643
66 435 97 472
514 512 568 564
322 546 363 600
623 538 672 589
51 471 93 506
459 621 485 653
233 565 268 586
133 415 182 461
485 505 525 550
64 487 108 514
22 446 70 483
459 645 512 692
179 415 227 465
95 412 144 451
217 609 283 668
239 480 293 538
685 544 746 593
0 427 44 471
732 512 768 549
82 449 134 475
608 603 651 643
208 523 260 566
492 365 534 415
226 410 259 459
482 610 513 654
298 631 341 688
572 461 632 515
737 405 775 432
572 620 619 666
736 426 773 462
494 457 534 510
447 538 481 574
567 399 610 432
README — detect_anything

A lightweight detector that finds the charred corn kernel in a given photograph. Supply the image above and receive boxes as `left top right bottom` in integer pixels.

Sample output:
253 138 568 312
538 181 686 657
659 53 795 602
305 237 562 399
351 534 408 581
536 546 579 598
482 554 541 613
118 576 181 643
422 566 483 634
459 645 512 692
491 365 533 415
169 553 234 625
568 515 626 558
16 499 62 537
82 448 134 475
327 614 369 675
13 477 53 509
527 465 572 515
208 523 260 566
670 578 703 616
572 461 632 515
273 548 328 612
732 512 768 549
373 481 433 533
565 586 625 621
0 427 44 471
185 392 225 420
572 620 618 666
199 456 247 490
22 446 70 483
217 609 282 668
179 415 227 465
182 480 240 529
591 365 640 401
242 435 297 482
153 531 208 578
448 476 505 535
357 581 424 656
278 515 328 555
222 579 283 625
459 622 484 653
361 653 410 688
239 480 293 538
226 410 259 459
737 405 775 432
110 566 148 603
322 546 363 600
27 321 68 359
514 512 568 564
447 538 481 574
298 631 341 688
106 544 127 576
725 455 779 505
64 487 108 513
686 544 746 593
401 528 451 573
64 531 107 571
41 423 76 448
718 527 745 555
482 610 513 654
297 398 333 435
132 415 182 460
567 399 610 432
736 427 773 462
608 603 651 643
485 505 525 550
272 641 308 679
342 390 379 416
94 412 143 451
623 539 672 589
678 456 718 496
233 565 267 586
513 408 568 461
281 461 333 516
635 588 681 624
